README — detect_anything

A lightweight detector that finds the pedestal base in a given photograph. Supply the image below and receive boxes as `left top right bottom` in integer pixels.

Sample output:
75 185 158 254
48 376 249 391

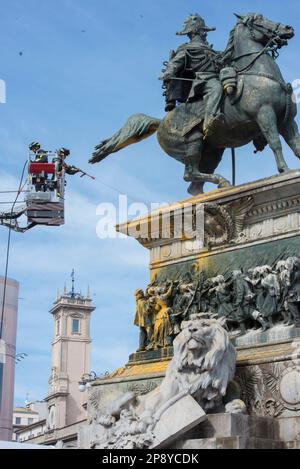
171 413 300 449
84 173 300 449
171 413 284 449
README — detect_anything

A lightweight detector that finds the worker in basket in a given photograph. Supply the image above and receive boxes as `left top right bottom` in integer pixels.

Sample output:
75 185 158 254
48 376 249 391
52 148 81 198
29 141 49 163
29 141 50 192
52 148 95 196
53 148 80 176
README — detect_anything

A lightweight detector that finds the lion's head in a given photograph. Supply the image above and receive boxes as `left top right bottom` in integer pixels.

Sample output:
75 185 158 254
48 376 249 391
169 314 237 410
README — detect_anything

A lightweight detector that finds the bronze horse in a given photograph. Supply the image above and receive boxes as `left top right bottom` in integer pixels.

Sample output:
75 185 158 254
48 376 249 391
90 13 298 195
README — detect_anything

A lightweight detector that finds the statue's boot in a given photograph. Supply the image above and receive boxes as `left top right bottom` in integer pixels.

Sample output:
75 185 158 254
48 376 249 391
239 322 247 335
283 311 293 325
268 317 275 328
283 314 289 325
165 100 176 112
257 316 269 332
146 343 154 351
204 113 226 139
294 316 300 328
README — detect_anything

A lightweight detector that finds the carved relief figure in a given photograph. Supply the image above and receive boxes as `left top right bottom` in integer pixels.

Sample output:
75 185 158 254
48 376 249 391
286 257 300 327
134 289 154 352
152 282 174 349
276 260 293 325
231 270 256 334
210 275 234 321
261 266 281 327
250 266 280 331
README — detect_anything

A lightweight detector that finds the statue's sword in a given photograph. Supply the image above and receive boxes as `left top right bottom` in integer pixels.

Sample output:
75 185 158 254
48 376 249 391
159 76 194 82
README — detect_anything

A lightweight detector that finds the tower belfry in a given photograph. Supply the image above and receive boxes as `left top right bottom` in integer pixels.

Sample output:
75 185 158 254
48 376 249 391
46 278 95 430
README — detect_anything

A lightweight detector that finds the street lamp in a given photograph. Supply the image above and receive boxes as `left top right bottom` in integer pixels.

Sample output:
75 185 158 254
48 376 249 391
78 371 98 392
78 380 87 393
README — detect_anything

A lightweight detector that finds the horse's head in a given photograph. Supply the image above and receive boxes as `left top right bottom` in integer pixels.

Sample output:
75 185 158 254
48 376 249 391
235 13 294 47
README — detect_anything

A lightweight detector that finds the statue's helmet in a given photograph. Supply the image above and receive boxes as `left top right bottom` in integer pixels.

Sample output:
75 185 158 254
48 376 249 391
177 14 216 36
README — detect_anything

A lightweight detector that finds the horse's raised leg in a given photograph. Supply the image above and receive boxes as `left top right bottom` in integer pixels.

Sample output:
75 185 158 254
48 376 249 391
280 118 300 160
256 106 289 173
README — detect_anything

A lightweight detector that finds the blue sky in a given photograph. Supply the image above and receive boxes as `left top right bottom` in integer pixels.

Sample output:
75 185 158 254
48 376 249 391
0 0 300 406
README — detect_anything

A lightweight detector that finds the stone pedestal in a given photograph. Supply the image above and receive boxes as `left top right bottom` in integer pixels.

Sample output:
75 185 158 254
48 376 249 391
84 172 300 449
171 413 284 449
172 413 300 449
118 170 300 277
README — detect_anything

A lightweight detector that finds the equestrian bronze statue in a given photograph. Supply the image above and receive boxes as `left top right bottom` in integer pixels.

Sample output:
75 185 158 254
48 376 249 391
90 13 299 195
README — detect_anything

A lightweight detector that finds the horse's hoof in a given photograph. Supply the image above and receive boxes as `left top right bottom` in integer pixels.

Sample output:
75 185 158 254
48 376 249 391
188 182 204 196
218 178 232 189
278 166 290 173
184 173 193 182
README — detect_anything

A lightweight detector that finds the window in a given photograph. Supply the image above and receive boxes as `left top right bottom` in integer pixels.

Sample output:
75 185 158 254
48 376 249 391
28 418 34 425
72 319 80 334
15 417 21 425
56 319 60 336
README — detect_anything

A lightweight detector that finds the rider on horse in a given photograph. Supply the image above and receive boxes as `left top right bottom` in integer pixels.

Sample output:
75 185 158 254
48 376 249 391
91 13 297 195
161 14 224 137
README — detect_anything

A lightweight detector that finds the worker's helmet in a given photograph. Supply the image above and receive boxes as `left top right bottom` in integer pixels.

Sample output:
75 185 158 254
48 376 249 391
29 141 41 151
58 148 70 157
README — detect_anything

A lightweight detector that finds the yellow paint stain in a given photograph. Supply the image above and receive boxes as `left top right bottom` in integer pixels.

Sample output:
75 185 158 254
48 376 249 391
110 360 170 378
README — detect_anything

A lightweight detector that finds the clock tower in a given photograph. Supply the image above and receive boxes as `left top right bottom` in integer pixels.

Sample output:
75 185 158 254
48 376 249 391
46 278 95 430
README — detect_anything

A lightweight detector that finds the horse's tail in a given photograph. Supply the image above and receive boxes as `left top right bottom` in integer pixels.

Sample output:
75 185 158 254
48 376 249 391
89 113 161 164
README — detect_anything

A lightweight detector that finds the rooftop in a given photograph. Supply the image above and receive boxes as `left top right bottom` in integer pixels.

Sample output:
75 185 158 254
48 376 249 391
13 407 39 415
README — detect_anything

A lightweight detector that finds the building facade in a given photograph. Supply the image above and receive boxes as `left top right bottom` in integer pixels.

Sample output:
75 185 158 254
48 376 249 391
12 401 48 441
46 288 95 430
13 406 41 441
15 286 95 447
14 419 47 444
0 277 19 441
